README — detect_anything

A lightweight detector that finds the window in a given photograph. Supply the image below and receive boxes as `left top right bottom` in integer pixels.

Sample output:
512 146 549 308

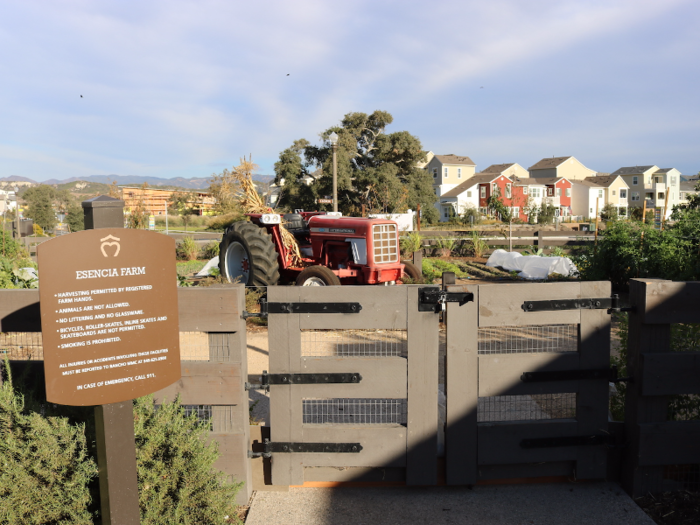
598 190 603 199
432 168 437 178
565 188 571 197
523 187 528 195
458 168 462 179
655 176 662 184
510 207 519 217
467 191 472 198
480 186 486 198
612 190 616 196
658 193 664 200
557 188 562 197
681 192 686 199
632 176 638 185
590 208 593 214
443 208 450 219
620 189 627 199
631 192 639 201
531 187 540 198
434 188 437 194
646 192 653 200
547 187 554 196
444 167 448 178
506 184 512 198
671 176 677 185
492 183 497 194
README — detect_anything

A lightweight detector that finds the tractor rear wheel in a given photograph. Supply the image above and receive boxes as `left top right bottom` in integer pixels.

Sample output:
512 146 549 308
219 222 280 287
400 261 423 283
295 265 341 286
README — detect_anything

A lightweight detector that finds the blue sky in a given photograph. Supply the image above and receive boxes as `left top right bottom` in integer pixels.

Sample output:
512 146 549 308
1 0 699 182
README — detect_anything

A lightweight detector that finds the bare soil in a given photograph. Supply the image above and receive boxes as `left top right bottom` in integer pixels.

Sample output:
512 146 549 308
636 491 700 525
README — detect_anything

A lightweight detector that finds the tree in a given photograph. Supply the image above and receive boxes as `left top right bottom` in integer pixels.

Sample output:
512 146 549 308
486 187 512 222
127 183 149 229
275 111 437 221
22 185 57 231
65 202 85 232
600 203 619 221
169 191 199 231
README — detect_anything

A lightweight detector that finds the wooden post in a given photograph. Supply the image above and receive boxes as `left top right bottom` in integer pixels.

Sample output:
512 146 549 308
641 199 647 223
82 196 140 525
361 204 366 218
594 197 600 255
416 204 421 231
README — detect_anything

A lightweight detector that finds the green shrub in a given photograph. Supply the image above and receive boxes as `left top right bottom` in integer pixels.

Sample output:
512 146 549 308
422 259 468 282
134 395 241 524
202 240 220 260
0 360 98 524
176 236 199 261
400 231 423 256
468 231 488 258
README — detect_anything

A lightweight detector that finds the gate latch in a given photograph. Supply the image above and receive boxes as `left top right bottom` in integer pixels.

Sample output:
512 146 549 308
243 298 363 318
246 370 363 391
520 365 632 384
521 294 634 314
249 438 363 458
419 287 474 313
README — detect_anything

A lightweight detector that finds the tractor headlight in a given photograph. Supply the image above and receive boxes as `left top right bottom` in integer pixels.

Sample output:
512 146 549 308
261 214 281 225
325 212 343 217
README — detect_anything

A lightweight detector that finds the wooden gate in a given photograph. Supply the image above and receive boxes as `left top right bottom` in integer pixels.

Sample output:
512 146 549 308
445 281 612 484
267 285 439 486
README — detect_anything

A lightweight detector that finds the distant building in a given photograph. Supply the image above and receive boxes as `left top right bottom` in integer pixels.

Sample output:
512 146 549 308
611 166 681 219
425 154 477 216
570 175 630 218
120 186 216 216
481 163 529 179
528 156 596 181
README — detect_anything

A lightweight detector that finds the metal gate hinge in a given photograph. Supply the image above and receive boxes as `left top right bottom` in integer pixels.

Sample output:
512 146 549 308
419 287 474 313
249 438 363 458
243 298 362 319
520 365 633 384
245 370 363 391
521 434 616 449
521 294 634 314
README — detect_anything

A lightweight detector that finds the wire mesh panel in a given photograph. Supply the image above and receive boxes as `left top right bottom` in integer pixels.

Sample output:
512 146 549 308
303 398 407 425
478 325 578 354
182 405 213 429
477 393 576 422
0 332 44 360
301 330 408 357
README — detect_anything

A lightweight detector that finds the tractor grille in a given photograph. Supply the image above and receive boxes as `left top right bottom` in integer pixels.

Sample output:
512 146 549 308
372 224 398 263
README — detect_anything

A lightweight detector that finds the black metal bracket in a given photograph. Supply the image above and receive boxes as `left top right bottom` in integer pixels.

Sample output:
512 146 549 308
520 365 632 384
419 287 474 313
249 438 363 458
243 297 362 318
521 294 634 314
245 370 363 391
521 434 616 449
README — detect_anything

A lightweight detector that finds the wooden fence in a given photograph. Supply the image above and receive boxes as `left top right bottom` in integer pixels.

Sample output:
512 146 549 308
0 285 252 505
622 279 700 497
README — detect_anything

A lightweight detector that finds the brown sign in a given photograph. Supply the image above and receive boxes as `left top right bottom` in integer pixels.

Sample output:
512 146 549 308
38 228 181 406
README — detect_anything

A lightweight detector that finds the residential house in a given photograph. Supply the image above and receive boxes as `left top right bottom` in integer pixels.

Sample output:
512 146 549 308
679 180 699 205
416 151 435 169
570 175 629 218
482 163 529 179
528 156 596 181
120 186 216 216
513 177 574 218
425 154 477 215
611 166 682 219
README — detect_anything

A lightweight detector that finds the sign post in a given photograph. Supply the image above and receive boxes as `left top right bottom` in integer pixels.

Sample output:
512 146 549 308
37 196 181 524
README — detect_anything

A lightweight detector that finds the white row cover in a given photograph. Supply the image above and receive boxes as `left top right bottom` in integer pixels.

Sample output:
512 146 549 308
486 249 577 280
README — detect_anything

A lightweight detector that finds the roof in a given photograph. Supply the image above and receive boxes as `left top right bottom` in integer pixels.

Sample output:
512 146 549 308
680 181 699 192
434 154 475 166
441 173 502 198
510 176 545 187
574 178 609 188
482 163 516 173
654 168 676 174
583 175 624 188
610 166 656 176
528 156 572 170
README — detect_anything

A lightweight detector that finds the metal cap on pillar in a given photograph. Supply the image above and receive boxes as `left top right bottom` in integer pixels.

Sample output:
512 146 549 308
82 195 125 230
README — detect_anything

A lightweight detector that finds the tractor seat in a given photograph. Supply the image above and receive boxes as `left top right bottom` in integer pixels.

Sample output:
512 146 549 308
282 213 307 231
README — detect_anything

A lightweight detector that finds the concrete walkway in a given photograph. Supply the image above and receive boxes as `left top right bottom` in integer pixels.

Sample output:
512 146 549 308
245 482 654 525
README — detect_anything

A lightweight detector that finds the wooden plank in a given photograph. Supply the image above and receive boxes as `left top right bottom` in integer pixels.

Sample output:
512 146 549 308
446 285 478 485
0 289 41 332
299 426 407 468
477 461 574 481
577 280 611 479
641 281 700 324
151 362 242 405
209 433 252 505
478 353 580 397
268 286 304 486
622 279 671 497
297 286 408 330
638 421 700 466
406 285 439 485
296 357 407 398
641 352 700 396
478 420 579 465
302 466 405 483
177 286 243 332
478 282 582 327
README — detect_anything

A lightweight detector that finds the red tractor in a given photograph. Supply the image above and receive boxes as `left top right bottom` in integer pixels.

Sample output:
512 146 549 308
218 211 421 286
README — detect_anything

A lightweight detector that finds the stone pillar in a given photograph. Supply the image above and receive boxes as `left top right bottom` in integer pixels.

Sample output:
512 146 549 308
81 195 125 229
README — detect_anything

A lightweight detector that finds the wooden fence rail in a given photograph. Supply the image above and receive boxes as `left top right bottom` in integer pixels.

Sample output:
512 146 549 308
0 285 251 505
622 279 700 497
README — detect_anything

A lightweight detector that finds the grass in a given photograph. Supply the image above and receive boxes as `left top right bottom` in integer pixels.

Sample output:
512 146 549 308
176 260 207 277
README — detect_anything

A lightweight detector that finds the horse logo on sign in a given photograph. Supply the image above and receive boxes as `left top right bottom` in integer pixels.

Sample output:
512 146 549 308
100 235 121 257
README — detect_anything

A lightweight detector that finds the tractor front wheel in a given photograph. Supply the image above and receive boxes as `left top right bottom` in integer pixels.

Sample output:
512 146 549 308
295 265 341 286
400 261 423 283
219 222 280 287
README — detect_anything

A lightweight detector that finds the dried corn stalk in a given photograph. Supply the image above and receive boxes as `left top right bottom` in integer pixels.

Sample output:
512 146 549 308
232 157 302 266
